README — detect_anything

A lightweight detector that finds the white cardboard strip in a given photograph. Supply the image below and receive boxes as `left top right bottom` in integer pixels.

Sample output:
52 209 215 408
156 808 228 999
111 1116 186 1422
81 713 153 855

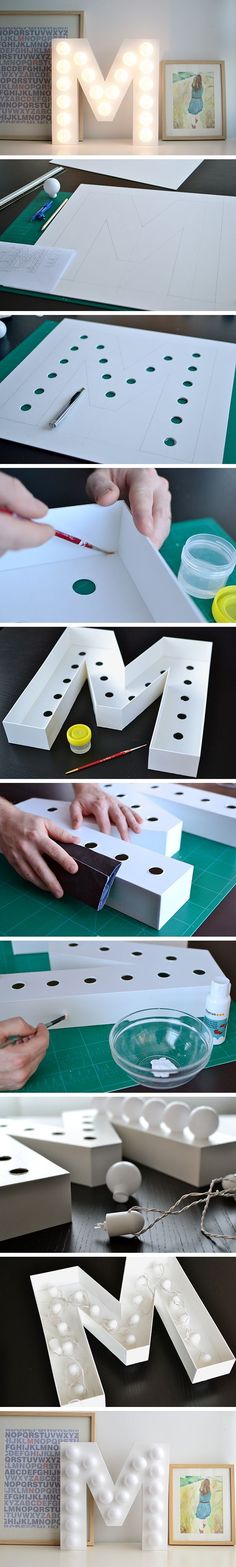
2 1113 122 1187
0 317 234 463
0 1132 71 1240
142 782 236 848
0 941 224 1027
56 156 203 188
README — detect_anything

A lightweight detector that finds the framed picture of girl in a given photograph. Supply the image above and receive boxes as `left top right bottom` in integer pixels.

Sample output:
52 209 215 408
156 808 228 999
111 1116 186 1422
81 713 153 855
161 61 226 140
169 1465 235 1546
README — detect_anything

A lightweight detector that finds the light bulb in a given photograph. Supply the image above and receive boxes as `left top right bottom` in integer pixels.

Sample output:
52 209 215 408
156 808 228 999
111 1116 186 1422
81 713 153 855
162 1100 189 1133
105 1316 118 1330
187 1106 219 1139
58 1321 69 1335
139 123 155 140
161 1277 172 1293
57 94 71 108
179 1310 190 1330
43 177 60 198
123 1332 136 1345
90 83 103 100
56 39 71 54
128 1313 140 1325
123 50 137 66
140 113 152 126
49 1285 59 1297
106 1095 125 1120
139 42 154 56
142 1097 166 1129
52 1302 62 1315
56 70 71 85
170 1293 184 1316
121 1095 144 1124
81 65 97 83
63 1341 74 1354
108 84 120 100
49 1338 62 1355
106 1160 142 1203
132 1455 147 1472
75 1290 90 1309
97 100 112 117
139 94 154 107
56 129 71 143
75 49 88 64
57 111 71 126
90 1303 101 1318
200 1352 212 1365
114 67 129 83
190 1331 201 1348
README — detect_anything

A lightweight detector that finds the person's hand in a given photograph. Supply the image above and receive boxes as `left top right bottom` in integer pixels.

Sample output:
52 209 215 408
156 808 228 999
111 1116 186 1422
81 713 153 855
0 1018 49 1088
86 467 171 549
0 473 54 555
0 801 79 898
70 783 142 841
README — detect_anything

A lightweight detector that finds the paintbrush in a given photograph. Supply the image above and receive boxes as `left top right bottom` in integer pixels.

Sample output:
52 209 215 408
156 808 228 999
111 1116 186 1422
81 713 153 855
65 743 147 776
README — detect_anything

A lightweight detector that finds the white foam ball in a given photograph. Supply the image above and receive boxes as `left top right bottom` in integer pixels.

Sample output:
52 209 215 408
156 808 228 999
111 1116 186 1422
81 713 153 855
0 320 7 338
43 176 60 197
162 1100 189 1132
142 1097 167 1128
187 1106 219 1140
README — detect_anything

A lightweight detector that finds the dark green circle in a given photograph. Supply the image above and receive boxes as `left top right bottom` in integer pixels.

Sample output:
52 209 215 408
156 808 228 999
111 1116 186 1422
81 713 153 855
21 403 31 411
106 391 116 398
102 373 111 381
127 377 136 384
164 355 173 361
48 372 57 379
146 365 155 372
34 387 44 395
171 416 182 424
164 437 176 446
178 397 188 404
60 357 68 364
183 380 192 387
72 579 96 596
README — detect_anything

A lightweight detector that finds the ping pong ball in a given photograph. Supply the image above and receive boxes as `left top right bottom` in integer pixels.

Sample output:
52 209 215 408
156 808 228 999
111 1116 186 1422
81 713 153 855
43 177 61 198
187 1106 219 1139
106 1160 142 1203
162 1101 189 1132
0 321 7 338
142 1097 167 1128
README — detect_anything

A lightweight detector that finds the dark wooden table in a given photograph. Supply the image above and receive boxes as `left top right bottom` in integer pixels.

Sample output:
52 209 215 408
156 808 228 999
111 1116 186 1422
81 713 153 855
0 313 235 464
0 1254 236 1408
1 1162 236 1257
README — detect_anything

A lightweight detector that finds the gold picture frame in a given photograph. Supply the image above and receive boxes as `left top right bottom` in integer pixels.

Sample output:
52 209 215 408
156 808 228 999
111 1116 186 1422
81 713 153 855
0 11 85 140
169 1464 235 1547
161 60 226 140
0 1409 95 1545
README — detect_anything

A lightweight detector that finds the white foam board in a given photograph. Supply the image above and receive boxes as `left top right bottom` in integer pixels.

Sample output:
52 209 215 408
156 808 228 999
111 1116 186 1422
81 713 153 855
30 1266 106 1409
3 630 212 779
31 1262 155 1373
0 1131 71 1240
38 183 236 310
2 1112 122 1187
0 499 202 625
0 942 223 1030
112 1114 236 1189
143 782 236 847
57 156 203 187
0 317 234 463
17 790 183 856
15 798 193 929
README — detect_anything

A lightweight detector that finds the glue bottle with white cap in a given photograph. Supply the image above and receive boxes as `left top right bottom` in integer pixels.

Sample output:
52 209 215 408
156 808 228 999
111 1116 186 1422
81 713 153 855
204 978 231 1043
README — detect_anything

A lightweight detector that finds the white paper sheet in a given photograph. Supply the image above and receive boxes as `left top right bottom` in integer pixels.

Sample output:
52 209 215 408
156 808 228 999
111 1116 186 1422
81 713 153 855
0 241 75 291
0 317 234 464
38 183 236 309
56 156 203 188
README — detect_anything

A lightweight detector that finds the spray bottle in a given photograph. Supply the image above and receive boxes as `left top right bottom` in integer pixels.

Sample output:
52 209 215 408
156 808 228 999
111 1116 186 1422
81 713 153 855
204 978 231 1043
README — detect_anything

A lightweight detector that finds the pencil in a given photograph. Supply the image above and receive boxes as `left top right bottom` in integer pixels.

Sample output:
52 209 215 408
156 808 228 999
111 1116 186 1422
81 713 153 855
65 743 147 776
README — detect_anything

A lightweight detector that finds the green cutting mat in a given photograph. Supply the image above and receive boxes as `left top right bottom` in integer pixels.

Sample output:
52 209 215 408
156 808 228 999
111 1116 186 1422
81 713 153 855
0 831 235 940
0 318 235 461
0 939 235 1092
160 517 236 623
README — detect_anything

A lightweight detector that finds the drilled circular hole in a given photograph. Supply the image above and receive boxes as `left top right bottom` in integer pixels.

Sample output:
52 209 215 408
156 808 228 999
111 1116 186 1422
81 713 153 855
149 866 164 876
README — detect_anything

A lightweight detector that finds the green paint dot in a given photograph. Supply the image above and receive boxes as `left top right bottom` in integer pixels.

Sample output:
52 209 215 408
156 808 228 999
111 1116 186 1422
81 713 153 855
171 415 182 424
71 345 79 351
178 396 188 404
127 377 136 384
102 373 111 380
73 579 96 595
60 357 68 364
146 365 155 372
48 372 57 379
164 437 176 446
21 403 31 411
164 355 173 361
34 387 44 395
106 390 116 398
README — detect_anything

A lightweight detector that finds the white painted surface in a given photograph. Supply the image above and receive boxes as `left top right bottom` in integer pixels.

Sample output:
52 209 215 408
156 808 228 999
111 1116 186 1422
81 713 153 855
0 318 234 463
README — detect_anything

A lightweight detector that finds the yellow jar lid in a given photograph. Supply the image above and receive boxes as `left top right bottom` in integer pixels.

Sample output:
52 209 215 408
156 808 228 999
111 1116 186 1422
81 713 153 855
212 586 236 623
66 724 92 747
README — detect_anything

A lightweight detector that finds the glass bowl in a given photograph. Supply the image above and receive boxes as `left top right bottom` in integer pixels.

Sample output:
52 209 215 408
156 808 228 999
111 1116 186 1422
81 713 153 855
109 1008 213 1087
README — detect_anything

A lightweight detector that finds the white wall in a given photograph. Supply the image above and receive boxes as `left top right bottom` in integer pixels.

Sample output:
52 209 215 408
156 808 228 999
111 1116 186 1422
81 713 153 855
95 1409 236 1542
1 0 235 136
